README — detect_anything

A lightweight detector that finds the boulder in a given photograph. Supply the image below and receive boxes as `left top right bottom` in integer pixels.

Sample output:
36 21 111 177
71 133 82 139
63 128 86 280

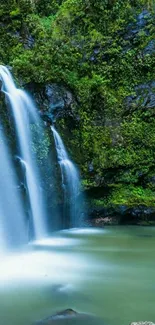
130 321 155 325
35 309 103 325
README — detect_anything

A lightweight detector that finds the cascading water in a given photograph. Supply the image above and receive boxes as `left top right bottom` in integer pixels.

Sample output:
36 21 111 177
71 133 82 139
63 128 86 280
0 64 85 246
0 65 47 240
0 128 27 251
51 126 83 228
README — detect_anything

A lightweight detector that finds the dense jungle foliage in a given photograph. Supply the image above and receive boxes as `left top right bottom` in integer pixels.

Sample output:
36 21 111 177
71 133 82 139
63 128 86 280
0 0 155 219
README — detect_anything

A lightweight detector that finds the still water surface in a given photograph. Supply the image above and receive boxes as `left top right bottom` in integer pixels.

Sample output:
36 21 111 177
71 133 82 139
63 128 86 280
0 226 155 325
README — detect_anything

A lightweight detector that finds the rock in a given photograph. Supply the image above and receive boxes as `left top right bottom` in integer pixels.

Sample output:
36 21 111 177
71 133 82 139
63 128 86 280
125 81 155 114
88 162 94 173
124 10 151 42
130 321 155 325
24 35 35 49
87 203 155 226
122 10 154 54
148 175 155 185
118 205 155 224
44 84 78 122
94 217 116 226
35 309 103 325
90 55 97 63
87 205 120 225
136 10 151 28
26 83 79 125
143 40 155 56
119 206 155 225
35 309 77 325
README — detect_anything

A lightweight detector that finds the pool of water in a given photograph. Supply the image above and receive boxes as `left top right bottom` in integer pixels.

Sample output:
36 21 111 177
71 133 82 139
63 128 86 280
0 226 155 325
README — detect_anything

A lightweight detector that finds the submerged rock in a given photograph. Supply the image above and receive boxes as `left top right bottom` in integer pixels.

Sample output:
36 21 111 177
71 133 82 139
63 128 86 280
35 309 103 325
130 321 155 325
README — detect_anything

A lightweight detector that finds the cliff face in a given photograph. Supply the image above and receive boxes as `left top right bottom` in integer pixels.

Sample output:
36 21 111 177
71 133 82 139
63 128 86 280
1 0 155 223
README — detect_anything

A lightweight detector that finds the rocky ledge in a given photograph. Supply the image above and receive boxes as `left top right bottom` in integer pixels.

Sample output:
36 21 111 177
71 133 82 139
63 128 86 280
87 205 155 227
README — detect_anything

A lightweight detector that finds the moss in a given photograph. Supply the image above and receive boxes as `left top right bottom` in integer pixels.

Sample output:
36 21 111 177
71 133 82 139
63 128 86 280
109 185 155 207
1 0 155 215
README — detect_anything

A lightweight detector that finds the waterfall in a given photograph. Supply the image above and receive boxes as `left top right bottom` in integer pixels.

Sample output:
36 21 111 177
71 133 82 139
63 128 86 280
51 126 83 228
0 65 47 240
0 64 85 246
0 128 27 251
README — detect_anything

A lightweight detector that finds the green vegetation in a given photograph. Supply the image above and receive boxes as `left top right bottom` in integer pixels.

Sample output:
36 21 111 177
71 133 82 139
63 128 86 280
1 0 155 214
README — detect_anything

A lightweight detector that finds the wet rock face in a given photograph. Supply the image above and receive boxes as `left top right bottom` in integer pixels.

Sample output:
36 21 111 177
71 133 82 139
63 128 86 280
124 10 151 42
89 10 154 62
125 81 155 113
27 83 79 124
87 205 155 226
120 206 155 224
143 40 155 56
122 10 155 55
24 34 35 49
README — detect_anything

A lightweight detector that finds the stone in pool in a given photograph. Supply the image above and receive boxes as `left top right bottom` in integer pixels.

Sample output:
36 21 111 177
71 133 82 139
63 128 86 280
35 309 103 325
130 323 155 325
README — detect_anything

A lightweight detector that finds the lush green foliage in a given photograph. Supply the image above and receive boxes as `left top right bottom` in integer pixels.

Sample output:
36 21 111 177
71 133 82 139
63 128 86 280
1 0 155 211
